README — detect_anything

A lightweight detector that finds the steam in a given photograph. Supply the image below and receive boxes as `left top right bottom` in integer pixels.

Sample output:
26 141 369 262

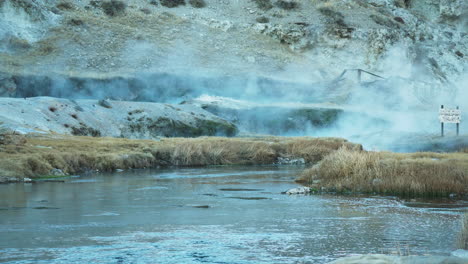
1 0 467 152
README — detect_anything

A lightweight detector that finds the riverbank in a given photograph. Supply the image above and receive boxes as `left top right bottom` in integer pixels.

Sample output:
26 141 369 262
0 133 359 180
298 147 468 197
2 133 467 198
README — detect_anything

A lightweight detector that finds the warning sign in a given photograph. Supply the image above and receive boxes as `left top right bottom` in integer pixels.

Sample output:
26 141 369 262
439 108 461 123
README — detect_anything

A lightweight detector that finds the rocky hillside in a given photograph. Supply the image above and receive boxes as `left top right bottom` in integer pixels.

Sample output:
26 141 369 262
1 0 466 87
0 0 466 147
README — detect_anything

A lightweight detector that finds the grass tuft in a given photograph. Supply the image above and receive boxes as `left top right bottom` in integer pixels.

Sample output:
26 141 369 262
299 148 468 197
459 213 468 250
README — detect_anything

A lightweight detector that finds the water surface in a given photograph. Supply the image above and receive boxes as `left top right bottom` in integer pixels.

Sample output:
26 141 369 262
0 166 465 263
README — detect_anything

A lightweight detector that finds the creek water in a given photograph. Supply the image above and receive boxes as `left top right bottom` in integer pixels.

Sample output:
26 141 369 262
0 166 465 263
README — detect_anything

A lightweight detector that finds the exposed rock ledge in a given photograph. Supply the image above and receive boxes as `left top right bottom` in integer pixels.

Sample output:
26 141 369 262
0 97 237 139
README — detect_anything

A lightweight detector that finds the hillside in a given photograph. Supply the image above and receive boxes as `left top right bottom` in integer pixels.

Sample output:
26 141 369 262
0 0 467 149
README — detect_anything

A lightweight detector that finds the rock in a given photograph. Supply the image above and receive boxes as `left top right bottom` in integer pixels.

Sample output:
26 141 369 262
7 177 20 183
284 186 311 195
439 0 465 19
98 99 112 109
0 73 17 97
50 168 66 176
451 250 468 260
0 177 8 184
276 157 305 165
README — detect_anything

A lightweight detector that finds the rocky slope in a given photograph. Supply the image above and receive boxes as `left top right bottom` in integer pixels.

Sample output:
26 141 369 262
0 0 466 147
0 97 237 138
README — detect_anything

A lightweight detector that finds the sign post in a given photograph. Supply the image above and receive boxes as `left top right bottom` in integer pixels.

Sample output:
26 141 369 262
439 105 461 137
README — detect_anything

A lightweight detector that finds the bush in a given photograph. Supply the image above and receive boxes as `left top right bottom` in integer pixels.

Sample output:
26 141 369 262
256 16 270 23
101 0 127 16
68 18 84 26
189 0 206 8
252 0 273 10
160 0 186 8
318 7 347 27
275 0 299 10
140 8 151 14
56 1 74 10
149 0 158 6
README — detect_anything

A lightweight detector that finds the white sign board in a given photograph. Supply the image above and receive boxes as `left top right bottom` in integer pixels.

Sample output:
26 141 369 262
439 108 461 123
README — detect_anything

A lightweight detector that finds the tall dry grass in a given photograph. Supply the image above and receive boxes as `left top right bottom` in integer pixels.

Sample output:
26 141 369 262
299 148 468 196
459 213 468 250
0 134 359 178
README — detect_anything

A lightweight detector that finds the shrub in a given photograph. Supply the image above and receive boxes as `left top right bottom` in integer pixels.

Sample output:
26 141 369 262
140 8 151 14
256 16 270 23
56 1 74 10
68 18 84 26
318 7 347 27
89 0 101 7
101 0 127 16
150 0 158 6
252 0 273 10
275 0 299 10
160 0 186 8
370 14 398 28
189 0 206 8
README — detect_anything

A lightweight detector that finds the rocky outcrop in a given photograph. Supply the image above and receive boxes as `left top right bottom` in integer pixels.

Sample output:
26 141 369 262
0 97 238 138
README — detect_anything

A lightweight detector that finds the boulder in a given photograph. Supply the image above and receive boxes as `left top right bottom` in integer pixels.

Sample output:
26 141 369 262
283 186 311 195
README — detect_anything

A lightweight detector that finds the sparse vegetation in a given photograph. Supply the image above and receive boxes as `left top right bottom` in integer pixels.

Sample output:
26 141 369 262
70 123 101 137
275 0 299 10
160 0 186 8
252 0 273 11
189 0 206 8
0 135 358 178
101 0 127 16
7 37 31 51
298 148 468 197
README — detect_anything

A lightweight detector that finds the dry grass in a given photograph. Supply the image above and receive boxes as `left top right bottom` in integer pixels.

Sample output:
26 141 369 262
459 213 468 250
0 134 358 178
299 148 468 197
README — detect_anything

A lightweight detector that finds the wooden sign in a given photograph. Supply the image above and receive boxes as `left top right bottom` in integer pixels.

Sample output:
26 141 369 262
439 107 461 123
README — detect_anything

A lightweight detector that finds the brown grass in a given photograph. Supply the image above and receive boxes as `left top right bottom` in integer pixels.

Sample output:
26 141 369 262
299 148 468 197
459 213 468 250
0 134 358 178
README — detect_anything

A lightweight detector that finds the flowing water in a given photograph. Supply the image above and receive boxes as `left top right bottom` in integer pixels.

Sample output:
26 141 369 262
0 166 465 263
